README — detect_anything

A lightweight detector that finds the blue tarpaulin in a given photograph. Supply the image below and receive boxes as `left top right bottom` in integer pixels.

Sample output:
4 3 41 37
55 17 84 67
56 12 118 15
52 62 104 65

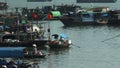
102 13 108 17
0 47 26 58
59 33 68 39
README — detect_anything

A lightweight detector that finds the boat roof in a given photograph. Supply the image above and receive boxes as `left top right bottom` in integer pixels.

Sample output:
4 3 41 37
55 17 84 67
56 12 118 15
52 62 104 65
0 47 26 58
81 11 108 14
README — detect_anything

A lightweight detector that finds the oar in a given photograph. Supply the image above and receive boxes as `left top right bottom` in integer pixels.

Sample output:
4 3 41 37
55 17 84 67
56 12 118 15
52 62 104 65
71 43 80 48
101 34 120 42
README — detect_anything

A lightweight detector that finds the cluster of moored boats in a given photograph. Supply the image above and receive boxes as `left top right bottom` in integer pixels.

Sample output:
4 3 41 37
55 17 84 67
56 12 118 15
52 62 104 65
0 2 73 68
59 7 120 26
0 2 120 67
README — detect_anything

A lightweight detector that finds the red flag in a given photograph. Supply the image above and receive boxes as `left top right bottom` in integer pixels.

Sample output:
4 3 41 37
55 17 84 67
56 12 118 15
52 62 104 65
32 13 39 20
47 13 52 20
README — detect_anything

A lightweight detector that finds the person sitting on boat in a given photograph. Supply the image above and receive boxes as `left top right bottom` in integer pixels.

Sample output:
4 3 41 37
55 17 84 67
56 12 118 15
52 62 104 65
52 34 59 40
34 29 39 38
59 36 65 45
50 34 59 44
7 60 18 68
32 44 43 55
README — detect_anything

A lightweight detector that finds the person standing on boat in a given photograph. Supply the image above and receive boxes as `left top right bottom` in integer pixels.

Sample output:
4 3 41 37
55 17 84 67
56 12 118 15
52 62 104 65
34 29 39 39
32 44 43 55
39 26 45 40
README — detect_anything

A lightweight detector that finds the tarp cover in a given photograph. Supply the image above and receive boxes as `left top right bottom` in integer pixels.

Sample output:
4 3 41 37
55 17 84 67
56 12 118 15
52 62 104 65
0 47 26 58
50 11 61 17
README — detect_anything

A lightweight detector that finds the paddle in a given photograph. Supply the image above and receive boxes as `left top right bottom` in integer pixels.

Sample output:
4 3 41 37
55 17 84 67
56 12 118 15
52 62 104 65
101 34 120 42
71 43 80 48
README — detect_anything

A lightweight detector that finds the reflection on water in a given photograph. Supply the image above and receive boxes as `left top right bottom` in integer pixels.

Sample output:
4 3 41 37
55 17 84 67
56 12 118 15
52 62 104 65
38 47 71 68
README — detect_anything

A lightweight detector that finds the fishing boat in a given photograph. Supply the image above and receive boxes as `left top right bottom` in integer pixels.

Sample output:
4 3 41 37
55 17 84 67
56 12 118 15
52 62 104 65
0 14 49 48
77 0 117 3
59 7 110 26
0 47 46 58
47 33 72 48
0 2 8 10
48 40 71 48
0 33 48 47
23 44 46 58
0 47 36 68
108 10 120 25
23 54 46 58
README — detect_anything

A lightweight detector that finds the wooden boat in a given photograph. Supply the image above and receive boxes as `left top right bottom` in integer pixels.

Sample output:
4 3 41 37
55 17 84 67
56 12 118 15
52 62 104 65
0 33 48 48
47 34 71 48
60 12 109 26
23 54 46 58
0 47 38 68
48 40 71 48
77 0 117 3
0 2 8 10
108 10 120 25
0 47 46 58
59 7 111 26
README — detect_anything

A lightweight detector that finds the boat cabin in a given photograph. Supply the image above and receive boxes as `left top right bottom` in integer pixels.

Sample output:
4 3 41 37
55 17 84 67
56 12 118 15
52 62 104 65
108 10 120 25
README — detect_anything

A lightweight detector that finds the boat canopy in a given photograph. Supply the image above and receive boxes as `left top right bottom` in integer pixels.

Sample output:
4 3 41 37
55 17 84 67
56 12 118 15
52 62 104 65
59 33 68 39
50 11 61 17
0 47 26 58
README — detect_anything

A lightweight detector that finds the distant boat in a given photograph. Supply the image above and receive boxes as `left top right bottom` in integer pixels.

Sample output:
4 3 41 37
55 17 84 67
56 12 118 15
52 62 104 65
77 0 117 3
0 2 8 10
59 7 120 26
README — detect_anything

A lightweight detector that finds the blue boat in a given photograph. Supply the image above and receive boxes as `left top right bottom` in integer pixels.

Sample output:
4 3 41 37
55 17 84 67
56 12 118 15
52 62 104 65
77 0 117 3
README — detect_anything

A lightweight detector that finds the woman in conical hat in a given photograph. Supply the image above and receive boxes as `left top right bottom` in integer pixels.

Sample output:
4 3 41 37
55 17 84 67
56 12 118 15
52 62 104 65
33 44 37 47
32 44 43 55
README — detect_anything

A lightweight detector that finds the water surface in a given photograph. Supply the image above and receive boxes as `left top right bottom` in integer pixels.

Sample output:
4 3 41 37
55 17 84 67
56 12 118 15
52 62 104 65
34 20 120 68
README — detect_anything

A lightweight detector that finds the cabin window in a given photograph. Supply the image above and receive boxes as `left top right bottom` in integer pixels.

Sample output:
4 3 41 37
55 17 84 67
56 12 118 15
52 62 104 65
82 14 94 22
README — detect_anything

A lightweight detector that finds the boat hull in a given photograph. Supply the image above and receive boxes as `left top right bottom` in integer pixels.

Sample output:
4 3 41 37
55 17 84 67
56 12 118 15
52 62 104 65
0 40 48 48
49 44 70 48
60 16 103 26
48 41 70 48
23 54 46 58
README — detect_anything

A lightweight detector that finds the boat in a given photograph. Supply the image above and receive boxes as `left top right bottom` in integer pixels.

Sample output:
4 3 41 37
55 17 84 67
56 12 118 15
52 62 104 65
108 10 120 25
59 7 110 26
47 33 72 48
0 2 8 10
0 33 48 47
23 54 46 58
23 44 46 58
48 40 71 48
0 47 40 68
0 47 46 58
77 0 117 3
59 7 120 26
0 15 49 48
